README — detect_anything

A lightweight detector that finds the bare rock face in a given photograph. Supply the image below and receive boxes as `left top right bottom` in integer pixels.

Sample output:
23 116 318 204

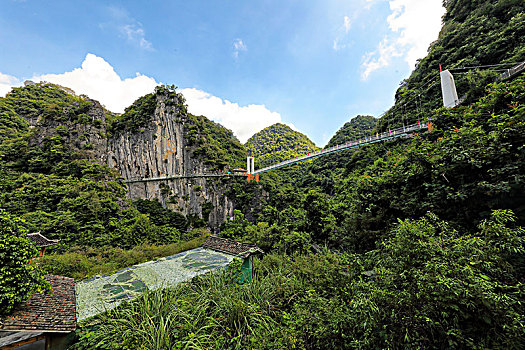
21 84 243 229
108 89 236 228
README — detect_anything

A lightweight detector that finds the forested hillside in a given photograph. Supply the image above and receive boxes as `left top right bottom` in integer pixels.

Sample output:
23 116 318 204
244 0 525 248
297 115 378 194
194 1 525 346
0 83 251 281
2 0 525 348
245 123 319 168
377 0 525 130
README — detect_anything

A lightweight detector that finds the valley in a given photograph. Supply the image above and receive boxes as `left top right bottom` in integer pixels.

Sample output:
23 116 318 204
1 0 524 348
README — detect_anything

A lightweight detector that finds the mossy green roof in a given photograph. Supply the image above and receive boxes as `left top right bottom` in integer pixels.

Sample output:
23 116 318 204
75 247 233 320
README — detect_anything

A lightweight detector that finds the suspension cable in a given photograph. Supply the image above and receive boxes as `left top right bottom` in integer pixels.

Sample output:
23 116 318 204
449 62 521 71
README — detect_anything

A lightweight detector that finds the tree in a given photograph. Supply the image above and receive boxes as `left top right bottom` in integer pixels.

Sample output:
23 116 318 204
220 209 249 239
345 210 525 348
0 209 49 315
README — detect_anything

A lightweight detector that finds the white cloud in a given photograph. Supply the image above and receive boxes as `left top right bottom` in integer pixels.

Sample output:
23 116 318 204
102 6 154 51
361 37 402 79
333 15 353 51
119 24 153 50
181 88 283 143
361 0 445 80
32 53 159 113
0 73 21 96
233 38 247 59
1 53 287 143
344 16 351 33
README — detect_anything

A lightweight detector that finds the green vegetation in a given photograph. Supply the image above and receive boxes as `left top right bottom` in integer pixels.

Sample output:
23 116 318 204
107 92 157 134
74 210 524 349
0 83 228 284
134 199 188 232
245 123 319 168
1 1 525 347
107 84 246 170
0 165 181 249
107 85 186 135
39 229 209 281
333 77 525 251
326 115 378 147
0 209 49 315
0 82 221 252
186 113 246 170
378 0 525 130
237 77 523 256
298 115 378 195
0 82 91 128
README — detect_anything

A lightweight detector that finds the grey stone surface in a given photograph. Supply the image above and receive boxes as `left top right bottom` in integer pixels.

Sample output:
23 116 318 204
107 93 235 228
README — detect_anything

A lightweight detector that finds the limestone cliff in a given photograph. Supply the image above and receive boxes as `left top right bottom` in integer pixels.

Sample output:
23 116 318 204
14 83 249 229
107 86 247 228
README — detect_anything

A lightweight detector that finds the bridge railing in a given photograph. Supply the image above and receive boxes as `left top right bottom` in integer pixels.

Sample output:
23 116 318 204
253 121 427 174
123 121 429 182
498 61 525 81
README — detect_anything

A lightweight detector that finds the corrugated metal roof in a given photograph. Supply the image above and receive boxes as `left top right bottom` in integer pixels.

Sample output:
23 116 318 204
25 232 59 248
202 236 264 258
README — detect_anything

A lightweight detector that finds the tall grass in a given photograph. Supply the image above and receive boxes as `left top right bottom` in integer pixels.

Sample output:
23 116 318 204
75 263 281 349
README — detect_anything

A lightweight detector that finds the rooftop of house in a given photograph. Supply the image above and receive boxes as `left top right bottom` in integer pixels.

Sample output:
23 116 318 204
0 331 45 348
202 236 264 258
0 275 76 333
25 232 59 248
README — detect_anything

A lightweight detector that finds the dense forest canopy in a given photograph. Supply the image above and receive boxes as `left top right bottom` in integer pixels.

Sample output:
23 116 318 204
376 0 525 131
0 83 247 256
206 1 525 345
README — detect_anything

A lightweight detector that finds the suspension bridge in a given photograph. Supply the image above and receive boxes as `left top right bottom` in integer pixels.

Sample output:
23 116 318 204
123 60 523 184
250 121 429 176
124 121 430 184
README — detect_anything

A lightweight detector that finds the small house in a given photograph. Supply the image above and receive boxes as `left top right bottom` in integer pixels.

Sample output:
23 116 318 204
231 168 247 175
0 275 76 350
202 236 264 282
25 233 59 257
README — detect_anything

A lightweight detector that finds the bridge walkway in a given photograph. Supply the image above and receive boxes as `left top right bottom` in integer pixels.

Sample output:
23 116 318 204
252 121 428 175
123 121 428 183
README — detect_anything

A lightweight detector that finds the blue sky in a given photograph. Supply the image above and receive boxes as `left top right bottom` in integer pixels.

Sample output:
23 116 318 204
0 0 444 145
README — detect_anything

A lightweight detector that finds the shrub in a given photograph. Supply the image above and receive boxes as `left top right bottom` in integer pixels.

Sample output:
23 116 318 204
0 209 49 315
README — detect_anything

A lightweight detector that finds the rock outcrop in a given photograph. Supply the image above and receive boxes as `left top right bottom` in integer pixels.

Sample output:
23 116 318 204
19 83 247 229
28 98 109 165
107 87 242 228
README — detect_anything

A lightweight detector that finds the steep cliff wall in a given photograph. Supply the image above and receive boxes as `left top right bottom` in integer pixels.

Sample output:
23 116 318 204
10 83 248 229
108 87 245 228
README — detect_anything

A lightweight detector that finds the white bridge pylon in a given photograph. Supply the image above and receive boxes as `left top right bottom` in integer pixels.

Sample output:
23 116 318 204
246 156 255 175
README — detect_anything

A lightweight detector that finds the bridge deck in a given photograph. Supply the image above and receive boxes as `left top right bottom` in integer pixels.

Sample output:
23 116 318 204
253 122 427 174
124 173 245 184
123 122 428 183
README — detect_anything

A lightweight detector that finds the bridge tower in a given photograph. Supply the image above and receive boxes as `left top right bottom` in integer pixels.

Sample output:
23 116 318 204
246 156 259 181
246 156 255 174
440 68 459 108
